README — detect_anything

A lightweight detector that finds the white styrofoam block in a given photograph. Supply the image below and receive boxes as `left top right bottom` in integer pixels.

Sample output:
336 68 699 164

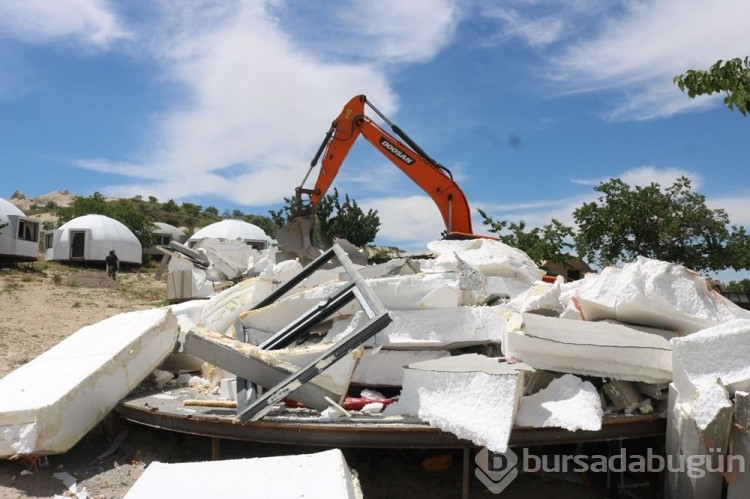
242 272 463 335
240 280 354 333
420 239 545 284
0 309 178 457
671 319 750 404
123 449 360 499
170 299 205 330
327 306 506 349
370 272 461 310
515 373 603 431
482 276 535 300
201 277 275 334
351 349 451 386
384 354 530 453
691 381 732 432
573 257 750 333
506 280 563 315
504 313 675 383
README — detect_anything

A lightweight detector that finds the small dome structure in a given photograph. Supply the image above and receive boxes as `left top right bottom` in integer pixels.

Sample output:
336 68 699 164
0 198 40 262
188 219 271 249
45 214 142 264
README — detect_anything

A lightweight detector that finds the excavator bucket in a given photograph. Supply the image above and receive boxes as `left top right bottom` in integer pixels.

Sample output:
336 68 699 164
276 216 322 262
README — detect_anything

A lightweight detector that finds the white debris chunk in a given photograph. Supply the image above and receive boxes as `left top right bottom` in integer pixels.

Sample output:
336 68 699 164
482 276 536 301
671 319 750 404
515 374 603 431
384 354 530 453
504 313 675 383
123 449 361 499
420 239 545 284
0 309 178 458
506 280 563 315
691 381 732 432
200 257 308 335
351 349 450 386
572 257 750 333
328 307 506 349
371 272 461 309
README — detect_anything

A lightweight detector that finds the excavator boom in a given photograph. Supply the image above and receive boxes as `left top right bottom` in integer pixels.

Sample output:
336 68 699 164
279 95 485 260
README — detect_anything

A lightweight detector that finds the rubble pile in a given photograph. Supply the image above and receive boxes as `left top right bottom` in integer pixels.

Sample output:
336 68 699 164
2 236 750 498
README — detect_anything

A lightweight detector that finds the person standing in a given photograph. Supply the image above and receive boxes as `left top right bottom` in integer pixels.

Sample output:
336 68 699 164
105 250 119 281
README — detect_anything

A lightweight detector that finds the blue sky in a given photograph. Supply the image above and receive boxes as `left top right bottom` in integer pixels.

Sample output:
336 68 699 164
2 0 749 280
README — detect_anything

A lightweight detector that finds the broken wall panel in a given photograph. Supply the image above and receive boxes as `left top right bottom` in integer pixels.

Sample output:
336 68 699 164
0 308 178 458
183 328 356 410
503 313 674 383
351 349 451 386
326 306 506 349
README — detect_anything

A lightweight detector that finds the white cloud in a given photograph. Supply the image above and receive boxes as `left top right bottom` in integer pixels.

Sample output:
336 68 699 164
362 195 446 249
572 166 701 189
0 0 132 47
546 0 750 120
334 0 460 64
71 1 462 207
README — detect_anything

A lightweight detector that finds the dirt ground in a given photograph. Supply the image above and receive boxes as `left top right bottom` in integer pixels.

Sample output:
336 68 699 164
0 261 663 498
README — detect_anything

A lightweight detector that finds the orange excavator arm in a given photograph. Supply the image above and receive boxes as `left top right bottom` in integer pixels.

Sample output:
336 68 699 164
277 95 497 261
294 94 475 237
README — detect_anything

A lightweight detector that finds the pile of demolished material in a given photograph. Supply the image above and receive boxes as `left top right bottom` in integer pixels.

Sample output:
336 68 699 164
2 237 750 499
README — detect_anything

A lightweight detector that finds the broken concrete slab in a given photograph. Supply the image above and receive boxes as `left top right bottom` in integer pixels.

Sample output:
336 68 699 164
183 327 357 410
602 380 641 411
123 448 361 498
636 381 669 400
570 257 750 332
503 312 674 383
327 306 506 349
0 308 178 458
515 373 603 431
671 318 750 404
384 354 531 453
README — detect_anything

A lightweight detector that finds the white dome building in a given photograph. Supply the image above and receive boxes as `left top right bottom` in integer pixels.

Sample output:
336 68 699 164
188 219 272 249
0 198 40 262
45 214 142 264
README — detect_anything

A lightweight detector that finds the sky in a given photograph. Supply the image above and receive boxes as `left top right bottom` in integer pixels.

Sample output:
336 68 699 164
1 0 749 281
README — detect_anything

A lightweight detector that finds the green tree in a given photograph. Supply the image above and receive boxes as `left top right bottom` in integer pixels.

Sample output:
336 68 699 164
573 177 746 272
181 202 202 218
270 189 380 247
726 279 750 294
315 188 380 247
674 57 750 115
477 209 574 265
162 199 179 213
203 206 219 217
